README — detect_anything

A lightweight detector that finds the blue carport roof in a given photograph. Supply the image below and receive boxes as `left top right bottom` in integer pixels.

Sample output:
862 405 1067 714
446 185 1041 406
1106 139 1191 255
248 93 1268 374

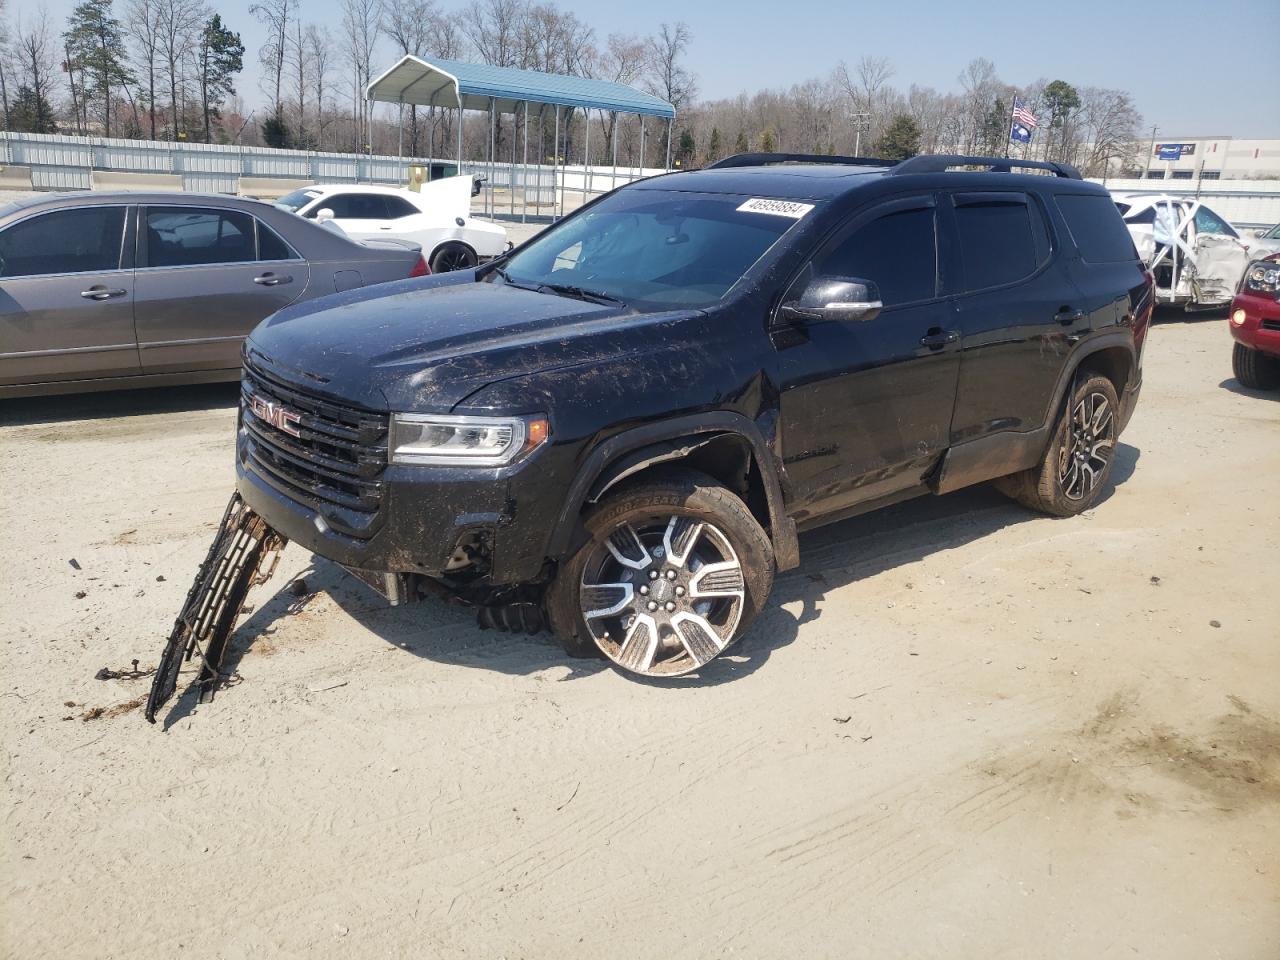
366 55 676 119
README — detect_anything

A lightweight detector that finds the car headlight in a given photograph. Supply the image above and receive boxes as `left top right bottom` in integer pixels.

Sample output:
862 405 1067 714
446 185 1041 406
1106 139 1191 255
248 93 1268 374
389 414 549 466
1243 261 1280 295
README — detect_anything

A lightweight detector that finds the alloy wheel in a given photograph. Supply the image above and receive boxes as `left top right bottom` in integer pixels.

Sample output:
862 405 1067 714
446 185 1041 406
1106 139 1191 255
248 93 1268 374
579 514 746 676
1057 390 1115 501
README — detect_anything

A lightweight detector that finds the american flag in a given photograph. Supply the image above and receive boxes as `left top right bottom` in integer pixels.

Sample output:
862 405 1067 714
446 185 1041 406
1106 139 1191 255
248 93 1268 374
1012 97 1039 129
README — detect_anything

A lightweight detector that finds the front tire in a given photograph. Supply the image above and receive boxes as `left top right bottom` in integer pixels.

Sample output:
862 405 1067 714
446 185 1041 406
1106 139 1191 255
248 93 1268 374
1232 342 1280 390
994 374 1120 517
547 471 774 677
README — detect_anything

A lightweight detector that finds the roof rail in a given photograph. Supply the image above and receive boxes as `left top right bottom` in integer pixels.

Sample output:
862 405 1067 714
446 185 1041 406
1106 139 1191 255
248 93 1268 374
890 154 1083 180
704 152 890 170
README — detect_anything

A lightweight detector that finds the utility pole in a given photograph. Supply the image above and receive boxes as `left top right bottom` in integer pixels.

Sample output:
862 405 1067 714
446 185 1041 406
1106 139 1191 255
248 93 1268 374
1142 125 1158 179
849 112 871 156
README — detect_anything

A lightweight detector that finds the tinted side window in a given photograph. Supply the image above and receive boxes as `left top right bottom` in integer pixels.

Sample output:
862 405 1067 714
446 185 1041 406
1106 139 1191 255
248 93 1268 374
145 207 255 267
257 221 296 260
817 206 937 306
0 206 126 277
383 196 418 219
1056 194 1139 263
953 194 1048 291
326 194 389 219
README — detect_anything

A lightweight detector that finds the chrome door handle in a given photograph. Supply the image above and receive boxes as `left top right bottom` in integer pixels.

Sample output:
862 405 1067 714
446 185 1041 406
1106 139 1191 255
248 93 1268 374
254 273 292 286
1055 307 1085 324
80 287 127 300
919 329 959 349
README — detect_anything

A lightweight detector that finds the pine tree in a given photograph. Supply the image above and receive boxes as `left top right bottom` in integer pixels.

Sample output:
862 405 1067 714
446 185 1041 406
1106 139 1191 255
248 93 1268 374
734 130 748 153
677 127 696 167
63 0 133 137
873 114 922 161
10 85 58 133
197 15 244 143
760 128 776 152
707 126 722 162
261 106 290 148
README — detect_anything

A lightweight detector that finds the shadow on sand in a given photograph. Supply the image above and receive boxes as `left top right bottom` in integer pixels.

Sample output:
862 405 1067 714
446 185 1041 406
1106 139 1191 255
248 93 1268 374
159 442 1141 725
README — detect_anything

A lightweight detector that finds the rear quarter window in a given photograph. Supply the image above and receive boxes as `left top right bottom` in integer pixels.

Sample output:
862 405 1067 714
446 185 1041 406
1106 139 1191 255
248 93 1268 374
1056 193 1139 263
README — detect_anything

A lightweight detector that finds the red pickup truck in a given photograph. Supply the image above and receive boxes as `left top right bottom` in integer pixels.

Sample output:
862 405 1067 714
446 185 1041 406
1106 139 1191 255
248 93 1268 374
1230 259 1280 390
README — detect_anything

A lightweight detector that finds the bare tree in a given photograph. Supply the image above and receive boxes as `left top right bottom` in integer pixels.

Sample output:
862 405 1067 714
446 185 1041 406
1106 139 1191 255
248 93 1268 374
126 0 163 137
592 33 644 161
384 0 435 153
1077 86 1141 176
645 22 695 167
304 24 332 147
12 10 60 132
340 0 381 151
466 0 526 67
156 0 206 138
249 0 292 111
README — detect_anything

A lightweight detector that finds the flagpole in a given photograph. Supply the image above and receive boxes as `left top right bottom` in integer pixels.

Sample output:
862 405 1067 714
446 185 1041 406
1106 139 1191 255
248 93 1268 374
1003 95 1018 159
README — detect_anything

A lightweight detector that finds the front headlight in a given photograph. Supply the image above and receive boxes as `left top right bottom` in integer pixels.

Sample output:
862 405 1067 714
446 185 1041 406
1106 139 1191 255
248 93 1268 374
389 414 549 466
1243 261 1280 296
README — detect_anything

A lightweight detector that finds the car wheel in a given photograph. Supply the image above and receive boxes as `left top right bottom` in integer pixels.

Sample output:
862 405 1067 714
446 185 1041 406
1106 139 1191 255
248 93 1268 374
429 242 477 274
546 470 775 677
994 374 1120 517
1232 342 1280 390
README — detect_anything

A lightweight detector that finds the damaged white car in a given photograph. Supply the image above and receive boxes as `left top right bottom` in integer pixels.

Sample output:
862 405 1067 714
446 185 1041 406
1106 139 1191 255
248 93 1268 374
1112 194 1266 311
275 176 509 274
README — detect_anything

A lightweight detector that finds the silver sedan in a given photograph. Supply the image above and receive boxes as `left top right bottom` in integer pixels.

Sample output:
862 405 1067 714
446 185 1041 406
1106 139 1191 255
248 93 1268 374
0 191 427 398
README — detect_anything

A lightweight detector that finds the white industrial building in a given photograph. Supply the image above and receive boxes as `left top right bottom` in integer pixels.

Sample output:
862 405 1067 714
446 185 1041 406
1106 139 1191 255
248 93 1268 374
1137 137 1280 180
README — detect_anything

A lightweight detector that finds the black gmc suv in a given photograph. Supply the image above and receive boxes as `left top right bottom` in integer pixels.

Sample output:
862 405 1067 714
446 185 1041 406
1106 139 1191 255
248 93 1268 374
236 153 1153 679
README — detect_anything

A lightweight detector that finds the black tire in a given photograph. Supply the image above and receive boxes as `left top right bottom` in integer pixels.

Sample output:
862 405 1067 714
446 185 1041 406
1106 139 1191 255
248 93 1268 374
429 242 478 274
546 470 775 677
1232 342 1280 391
994 374 1120 517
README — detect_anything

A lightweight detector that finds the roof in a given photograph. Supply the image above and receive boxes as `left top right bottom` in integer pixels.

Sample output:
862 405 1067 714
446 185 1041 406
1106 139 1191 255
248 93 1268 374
366 55 675 119
633 164 892 201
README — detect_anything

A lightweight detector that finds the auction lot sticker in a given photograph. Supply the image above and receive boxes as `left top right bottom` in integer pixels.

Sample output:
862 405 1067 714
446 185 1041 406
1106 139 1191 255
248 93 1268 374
737 197 815 219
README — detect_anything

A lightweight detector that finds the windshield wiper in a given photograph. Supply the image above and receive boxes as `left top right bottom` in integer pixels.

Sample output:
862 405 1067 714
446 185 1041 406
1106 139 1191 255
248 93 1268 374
489 265 542 292
536 282 625 306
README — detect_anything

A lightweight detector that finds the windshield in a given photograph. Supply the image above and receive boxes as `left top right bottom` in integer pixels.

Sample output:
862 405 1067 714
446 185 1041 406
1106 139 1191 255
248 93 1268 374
1266 224 1280 239
499 189 810 309
274 188 322 213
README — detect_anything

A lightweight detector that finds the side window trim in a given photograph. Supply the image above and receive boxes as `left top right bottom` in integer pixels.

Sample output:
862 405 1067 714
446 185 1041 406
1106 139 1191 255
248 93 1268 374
0 204 130 279
775 193 941 321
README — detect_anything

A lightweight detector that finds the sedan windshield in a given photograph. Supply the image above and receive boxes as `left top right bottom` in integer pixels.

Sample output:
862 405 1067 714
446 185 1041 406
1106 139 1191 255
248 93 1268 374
500 189 811 309
274 188 322 213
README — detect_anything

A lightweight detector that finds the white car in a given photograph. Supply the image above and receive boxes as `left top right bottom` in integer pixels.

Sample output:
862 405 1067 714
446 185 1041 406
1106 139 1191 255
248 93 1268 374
275 177 508 273
1112 194 1278 310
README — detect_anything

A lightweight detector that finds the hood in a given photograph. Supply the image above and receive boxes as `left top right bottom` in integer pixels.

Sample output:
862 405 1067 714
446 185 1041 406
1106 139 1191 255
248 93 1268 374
246 272 695 411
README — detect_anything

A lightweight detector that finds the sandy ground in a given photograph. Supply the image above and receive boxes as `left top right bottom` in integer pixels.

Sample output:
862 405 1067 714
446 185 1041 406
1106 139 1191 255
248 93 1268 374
1 317 1277 959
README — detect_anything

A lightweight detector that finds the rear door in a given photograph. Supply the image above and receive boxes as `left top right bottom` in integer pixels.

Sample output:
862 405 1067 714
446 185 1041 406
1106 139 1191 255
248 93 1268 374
944 189 1076 440
774 193 961 522
0 204 137 387
134 205 307 373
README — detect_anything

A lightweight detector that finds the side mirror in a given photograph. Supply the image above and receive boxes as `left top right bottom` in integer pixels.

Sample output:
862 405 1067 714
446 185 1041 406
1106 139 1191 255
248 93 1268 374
315 208 335 222
779 276 883 323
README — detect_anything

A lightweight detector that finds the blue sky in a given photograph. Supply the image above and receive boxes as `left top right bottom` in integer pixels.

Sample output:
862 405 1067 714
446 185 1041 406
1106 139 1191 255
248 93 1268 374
22 0 1280 137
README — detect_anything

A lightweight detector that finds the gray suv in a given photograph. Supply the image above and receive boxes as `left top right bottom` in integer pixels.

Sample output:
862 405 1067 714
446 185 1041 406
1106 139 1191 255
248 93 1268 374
0 192 427 398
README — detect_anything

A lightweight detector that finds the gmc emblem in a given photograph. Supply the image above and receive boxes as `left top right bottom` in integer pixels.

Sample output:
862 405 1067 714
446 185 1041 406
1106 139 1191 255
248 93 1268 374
249 394 303 437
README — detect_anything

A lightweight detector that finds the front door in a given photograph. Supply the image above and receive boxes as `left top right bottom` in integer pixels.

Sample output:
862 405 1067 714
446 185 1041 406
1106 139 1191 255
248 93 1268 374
133 205 304 373
774 194 961 524
0 204 137 387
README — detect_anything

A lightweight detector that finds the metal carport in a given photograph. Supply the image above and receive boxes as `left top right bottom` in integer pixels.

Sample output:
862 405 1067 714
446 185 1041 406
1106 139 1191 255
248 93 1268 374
366 55 676 221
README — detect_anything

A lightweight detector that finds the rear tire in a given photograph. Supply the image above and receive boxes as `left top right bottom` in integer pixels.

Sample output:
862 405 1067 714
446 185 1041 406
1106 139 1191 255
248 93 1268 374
1232 342 1280 390
429 242 478 274
546 470 774 677
994 374 1120 517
